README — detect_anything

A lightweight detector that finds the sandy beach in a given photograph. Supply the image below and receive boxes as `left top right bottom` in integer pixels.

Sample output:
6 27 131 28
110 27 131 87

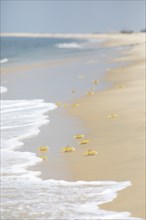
67 33 145 218
1 1 145 219
1 33 145 219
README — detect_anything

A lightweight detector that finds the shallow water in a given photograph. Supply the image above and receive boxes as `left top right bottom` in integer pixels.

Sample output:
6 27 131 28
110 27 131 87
0 37 142 220
0 36 101 66
2 176 141 220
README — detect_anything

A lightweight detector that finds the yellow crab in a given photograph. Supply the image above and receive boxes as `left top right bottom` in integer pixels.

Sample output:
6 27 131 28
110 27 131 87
74 134 85 139
84 149 97 156
72 103 79 108
61 146 76 153
86 91 95 96
116 85 124 89
78 139 89 145
38 146 49 152
39 155 48 160
108 114 118 119
92 80 99 85
63 104 70 108
56 102 63 107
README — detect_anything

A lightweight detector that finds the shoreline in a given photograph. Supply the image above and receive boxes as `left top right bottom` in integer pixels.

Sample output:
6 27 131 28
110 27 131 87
1 33 145 219
67 34 145 218
0 32 117 38
1 37 119 182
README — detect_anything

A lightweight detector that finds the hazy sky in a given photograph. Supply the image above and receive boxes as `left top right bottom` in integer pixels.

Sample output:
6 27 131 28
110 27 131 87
1 0 145 33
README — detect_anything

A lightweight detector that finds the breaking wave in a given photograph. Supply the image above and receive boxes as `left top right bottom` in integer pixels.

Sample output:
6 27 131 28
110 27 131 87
55 42 83 49
0 58 8 64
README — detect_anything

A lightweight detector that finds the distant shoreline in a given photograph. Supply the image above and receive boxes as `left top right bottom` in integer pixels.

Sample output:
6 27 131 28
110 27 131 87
1 32 144 47
0 32 108 39
0 32 102 37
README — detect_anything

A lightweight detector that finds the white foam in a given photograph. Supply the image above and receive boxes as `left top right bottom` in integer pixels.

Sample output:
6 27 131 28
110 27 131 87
1 99 56 149
1 176 142 220
0 98 143 220
0 86 8 94
0 98 57 176
55 42 83 49
0 58 8 64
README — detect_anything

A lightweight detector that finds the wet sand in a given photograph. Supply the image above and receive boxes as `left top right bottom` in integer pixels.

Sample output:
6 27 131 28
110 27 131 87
1 38 119 180
68 34 145 218
1 33 145 219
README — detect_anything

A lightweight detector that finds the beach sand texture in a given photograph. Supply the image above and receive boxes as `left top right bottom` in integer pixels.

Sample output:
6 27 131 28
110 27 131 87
68 34 145 218
1 33 145 219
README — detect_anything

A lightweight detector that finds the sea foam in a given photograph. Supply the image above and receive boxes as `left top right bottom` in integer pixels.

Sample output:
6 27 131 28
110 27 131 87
1 176 142 220
55 42 83 49
0 86 8 93
0 87 143 220
1 99 57 149
0 58 8 64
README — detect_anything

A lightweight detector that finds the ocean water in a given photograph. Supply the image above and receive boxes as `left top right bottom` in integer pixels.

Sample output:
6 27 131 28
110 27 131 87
0 37 142 220
0 37 99 66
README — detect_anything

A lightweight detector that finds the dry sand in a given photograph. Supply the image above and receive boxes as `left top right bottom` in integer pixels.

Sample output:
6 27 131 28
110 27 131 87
68 34 145 218
3 32 145 218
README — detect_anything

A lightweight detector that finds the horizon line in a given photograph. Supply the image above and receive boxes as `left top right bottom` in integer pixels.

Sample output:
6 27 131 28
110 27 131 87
1 31 143 39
